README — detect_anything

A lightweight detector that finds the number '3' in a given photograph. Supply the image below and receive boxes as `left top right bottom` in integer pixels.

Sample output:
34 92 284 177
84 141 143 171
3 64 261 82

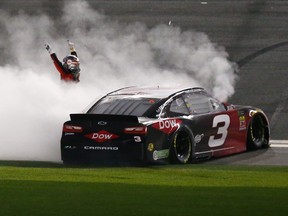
208 114 230 147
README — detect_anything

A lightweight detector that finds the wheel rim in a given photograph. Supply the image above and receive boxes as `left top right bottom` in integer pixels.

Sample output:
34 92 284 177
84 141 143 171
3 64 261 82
248 115 267 149
174 132 192 163
251 117 265 144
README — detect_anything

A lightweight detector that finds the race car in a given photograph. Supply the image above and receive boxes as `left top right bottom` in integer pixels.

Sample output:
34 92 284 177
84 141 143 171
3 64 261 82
61 86 270 165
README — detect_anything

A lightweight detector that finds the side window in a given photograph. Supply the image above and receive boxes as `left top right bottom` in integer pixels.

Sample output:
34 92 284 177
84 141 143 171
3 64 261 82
183 92 213 114
167 96 190 116
160 91 226 118
209 98 226 112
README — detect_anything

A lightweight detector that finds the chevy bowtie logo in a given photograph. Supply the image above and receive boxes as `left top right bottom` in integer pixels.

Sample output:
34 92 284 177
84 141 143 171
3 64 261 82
85 130 119 143
98 121 107 125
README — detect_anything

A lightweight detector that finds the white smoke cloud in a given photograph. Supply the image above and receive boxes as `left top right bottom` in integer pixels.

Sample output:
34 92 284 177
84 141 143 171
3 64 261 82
0 0 237 162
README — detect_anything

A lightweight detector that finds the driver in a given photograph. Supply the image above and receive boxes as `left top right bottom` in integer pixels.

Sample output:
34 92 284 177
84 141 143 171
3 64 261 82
45 40 80 82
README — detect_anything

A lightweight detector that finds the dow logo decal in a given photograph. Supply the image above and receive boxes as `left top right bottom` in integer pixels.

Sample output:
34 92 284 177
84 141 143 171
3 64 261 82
85 130 119 143
152 119 182 134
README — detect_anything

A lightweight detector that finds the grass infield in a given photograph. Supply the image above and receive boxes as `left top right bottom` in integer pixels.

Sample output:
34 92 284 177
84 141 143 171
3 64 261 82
0 161 287 216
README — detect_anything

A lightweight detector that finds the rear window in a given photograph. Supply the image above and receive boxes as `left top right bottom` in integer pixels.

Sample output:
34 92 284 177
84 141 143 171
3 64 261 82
88 96 160 116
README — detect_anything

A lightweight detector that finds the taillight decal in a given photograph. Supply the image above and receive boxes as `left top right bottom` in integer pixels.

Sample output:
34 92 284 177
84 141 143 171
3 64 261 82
152 119 182 134
63 124 83 133
85 130 119 143
124 126 147 134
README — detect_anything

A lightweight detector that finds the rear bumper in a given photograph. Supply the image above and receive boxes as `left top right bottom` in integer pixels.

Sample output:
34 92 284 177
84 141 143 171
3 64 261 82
61 142 147 165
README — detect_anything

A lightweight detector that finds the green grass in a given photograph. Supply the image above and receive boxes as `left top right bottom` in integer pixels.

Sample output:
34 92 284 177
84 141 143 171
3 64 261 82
0 162 287 216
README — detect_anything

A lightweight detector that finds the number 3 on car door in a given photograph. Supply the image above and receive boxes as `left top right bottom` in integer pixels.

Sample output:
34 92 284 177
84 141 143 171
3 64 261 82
208 114 230 147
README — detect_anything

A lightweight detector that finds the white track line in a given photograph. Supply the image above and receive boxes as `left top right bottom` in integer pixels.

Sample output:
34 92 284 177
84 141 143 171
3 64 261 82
270 144 288 148
270 140 288 148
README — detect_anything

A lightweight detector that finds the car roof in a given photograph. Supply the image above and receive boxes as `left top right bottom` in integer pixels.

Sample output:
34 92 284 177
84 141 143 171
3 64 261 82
107 86 205 99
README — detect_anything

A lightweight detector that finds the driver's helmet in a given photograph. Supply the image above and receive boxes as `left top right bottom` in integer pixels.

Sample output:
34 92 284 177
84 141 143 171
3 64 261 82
63 55 80 74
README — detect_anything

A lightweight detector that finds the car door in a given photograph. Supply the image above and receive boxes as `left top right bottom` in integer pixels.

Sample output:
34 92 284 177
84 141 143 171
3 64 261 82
181 92 243 158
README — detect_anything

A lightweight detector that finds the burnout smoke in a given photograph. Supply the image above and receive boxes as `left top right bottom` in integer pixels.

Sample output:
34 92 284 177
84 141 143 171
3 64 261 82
0 0 237 162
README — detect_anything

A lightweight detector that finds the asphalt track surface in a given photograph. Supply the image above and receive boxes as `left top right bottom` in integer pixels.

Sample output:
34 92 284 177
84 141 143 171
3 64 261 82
1 0 288 166
203 142 288 166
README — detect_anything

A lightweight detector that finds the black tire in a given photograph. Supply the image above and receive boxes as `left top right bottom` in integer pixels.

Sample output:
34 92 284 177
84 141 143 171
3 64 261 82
247 114 269 150
170 130 193 164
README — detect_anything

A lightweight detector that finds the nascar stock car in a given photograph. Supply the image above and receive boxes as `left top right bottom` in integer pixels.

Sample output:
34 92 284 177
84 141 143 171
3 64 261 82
61 86 270 165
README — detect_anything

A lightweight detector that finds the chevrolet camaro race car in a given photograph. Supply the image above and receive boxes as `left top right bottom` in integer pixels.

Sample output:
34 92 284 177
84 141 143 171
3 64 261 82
61 86 270 165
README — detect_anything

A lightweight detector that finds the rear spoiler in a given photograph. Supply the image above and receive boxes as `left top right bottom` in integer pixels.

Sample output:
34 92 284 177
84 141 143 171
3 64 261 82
70 114 139 122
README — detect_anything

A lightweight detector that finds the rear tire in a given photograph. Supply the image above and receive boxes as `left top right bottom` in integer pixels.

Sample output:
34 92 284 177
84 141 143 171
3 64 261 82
170 130 192 164
247 115 269 150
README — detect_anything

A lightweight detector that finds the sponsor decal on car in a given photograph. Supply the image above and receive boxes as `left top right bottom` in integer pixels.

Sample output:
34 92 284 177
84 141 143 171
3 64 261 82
147 143 154 151
85 130 119 143
195 134 204 144
239 115 246 130
153 149 170 160
152 119 182 134
64 145 77 149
